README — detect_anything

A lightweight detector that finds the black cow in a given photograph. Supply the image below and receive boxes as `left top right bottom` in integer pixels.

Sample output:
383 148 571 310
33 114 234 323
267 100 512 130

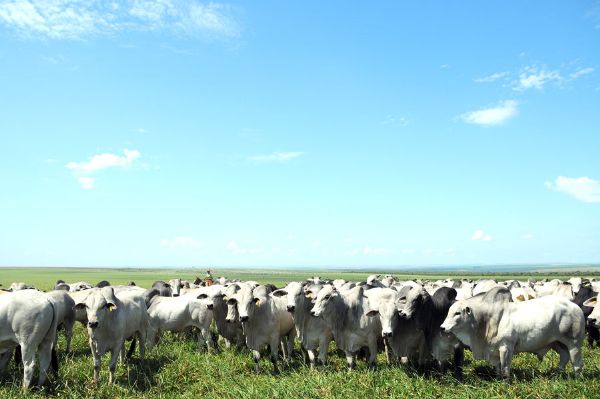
573 285 600 348
399 287 464 379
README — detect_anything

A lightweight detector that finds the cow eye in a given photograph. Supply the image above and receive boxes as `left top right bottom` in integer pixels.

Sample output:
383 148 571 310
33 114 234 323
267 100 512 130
454 311 460 316
323 295 330 300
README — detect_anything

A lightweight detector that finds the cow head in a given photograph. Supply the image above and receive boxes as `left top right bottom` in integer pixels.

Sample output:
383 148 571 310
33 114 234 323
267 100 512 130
236 285 269 322
271 284 295 312
169 279 184 297
440 301 473 336
398 287 428 319
73 286 118 330
310 285 337 317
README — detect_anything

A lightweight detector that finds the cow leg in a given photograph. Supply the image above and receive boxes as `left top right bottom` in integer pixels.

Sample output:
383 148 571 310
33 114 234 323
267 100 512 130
307 349 317 369
37 339 54 386
271 338 281 375
224 338 232 349
498 346 512 380
551 342 570 372
65 321 74 353
453 346 464 381
286 329 296 359
108 347 120 385
317 337 329 367
345 351 356 371
568 345 583 376
20 345 36 390
138 332 146 361
367 338 378 368
280 337 288 360
90 341 101 386
120 343 126 363
196 330 207 351
383 338 391 364
0 350 11 373
252 350 261 374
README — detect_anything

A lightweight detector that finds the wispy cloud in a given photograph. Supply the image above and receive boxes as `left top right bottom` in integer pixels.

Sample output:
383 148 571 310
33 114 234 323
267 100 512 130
521 233 533 240
381 115 409 126
160 236 204 249
545 176 600 203
66 149 140 173
472 229 492 241
513 66 562 91
248 151 303 163
474 71 509 83
570 67 595 79
460 100 518 126
227 240 263 255
66 149 141 189
0 0 239 40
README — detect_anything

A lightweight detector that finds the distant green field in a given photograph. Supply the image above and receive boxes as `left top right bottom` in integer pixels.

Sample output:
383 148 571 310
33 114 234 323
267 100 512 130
1 267 600 398
2 267 600 291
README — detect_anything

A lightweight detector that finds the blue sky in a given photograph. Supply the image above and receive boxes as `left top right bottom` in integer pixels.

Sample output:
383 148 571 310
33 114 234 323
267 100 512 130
1 1 599 268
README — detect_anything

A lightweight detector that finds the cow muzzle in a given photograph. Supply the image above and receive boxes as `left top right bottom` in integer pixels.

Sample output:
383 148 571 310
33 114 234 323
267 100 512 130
240 315 249 322
207 304 214 310
287 305 295 312
88 321 99 329
382 331 392 338
310 310 318 317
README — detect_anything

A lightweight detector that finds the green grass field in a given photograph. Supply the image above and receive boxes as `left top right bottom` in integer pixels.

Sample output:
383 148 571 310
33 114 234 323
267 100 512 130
1 267 600 399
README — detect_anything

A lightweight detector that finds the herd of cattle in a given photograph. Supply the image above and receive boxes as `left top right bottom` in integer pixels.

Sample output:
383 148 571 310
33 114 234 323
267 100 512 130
1 274 600 390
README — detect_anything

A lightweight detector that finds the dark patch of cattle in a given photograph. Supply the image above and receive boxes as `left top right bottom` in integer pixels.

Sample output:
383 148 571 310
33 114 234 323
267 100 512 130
402 287 464 379
54 283 70 291
127 281 137 286
573 285 600 347
95 280 111 288
193 277 203 285
151 281 172 297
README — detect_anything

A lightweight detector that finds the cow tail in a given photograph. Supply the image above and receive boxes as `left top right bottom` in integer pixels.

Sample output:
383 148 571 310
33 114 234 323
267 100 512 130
45 297 60 374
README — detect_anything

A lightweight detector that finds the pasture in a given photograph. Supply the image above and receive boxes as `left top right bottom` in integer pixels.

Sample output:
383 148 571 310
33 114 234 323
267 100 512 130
1 267 600 399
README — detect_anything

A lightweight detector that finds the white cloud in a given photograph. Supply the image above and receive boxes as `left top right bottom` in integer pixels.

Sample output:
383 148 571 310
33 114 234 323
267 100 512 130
545 176 600 203
460 100 518 126
521 233 533 240
472 229 492 241
66 149 140 173
160 236 204 249
249 151 303 162
513 66 561 91
77 176 95 190
474 71 509 83
0 0 238 40
570 67 595 80
66 149 140 189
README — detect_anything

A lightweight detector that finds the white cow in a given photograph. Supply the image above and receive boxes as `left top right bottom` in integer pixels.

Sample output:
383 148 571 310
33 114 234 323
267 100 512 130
146 289 215 351
441 287 584 379
273 282 333 368
0 290 58 389
228 284 295 374
74 287 148 385
311 285 382 370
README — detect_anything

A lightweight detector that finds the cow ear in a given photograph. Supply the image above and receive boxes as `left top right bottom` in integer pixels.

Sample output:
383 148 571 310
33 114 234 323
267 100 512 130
583 297 598 307
73 303 86 311
515 294 525 302
305 292 313 299
197 293 208 300
464 306 472 315
106 303 117 312
528 294 535 300
226 298 236 305
254 297 261 305
271 289 287 297
366 309 379 317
